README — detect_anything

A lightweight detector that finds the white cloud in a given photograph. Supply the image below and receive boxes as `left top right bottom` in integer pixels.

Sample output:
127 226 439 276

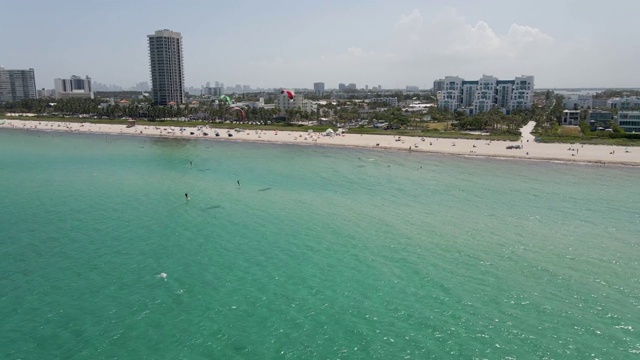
395 9 423 41
393 8 554 59
248 7 620 88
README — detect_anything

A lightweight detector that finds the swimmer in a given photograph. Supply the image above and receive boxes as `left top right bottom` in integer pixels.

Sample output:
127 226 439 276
185 193 190 200
157 272 167 280
190 161 192 167
237 180 240 187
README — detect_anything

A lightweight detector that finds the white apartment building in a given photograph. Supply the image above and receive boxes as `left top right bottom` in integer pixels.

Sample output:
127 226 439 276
54 75 93 99
0 66 37 103
148 29 185 105
461 81 476 108
561 110 581 125
369 97 398 107
474 75 497 114
438 76 464 112
563 95 593 110
275 92 316 113
607 97 640 110
495 80 513 109
509 76 535 112
437 75 534 115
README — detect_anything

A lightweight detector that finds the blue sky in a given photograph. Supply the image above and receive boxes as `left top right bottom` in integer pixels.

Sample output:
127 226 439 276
1 0 639 89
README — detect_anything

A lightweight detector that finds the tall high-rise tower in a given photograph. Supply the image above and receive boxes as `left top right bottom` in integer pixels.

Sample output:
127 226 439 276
147 29 185 105
0 66 37 103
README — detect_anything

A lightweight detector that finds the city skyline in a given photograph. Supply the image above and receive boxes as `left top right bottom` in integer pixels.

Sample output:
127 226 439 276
2 0 639 89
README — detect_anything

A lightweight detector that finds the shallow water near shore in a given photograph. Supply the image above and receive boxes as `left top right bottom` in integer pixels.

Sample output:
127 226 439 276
1 129 639 359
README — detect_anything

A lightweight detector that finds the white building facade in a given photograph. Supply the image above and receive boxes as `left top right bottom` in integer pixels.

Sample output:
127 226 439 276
607 97 640 110
369 97 398 107
509 76 534 112
54 75 93 99
438 76 464 112
275 92 316 113
473 75 497 114
563 95 593 110
561 110 581 125
437 75 534 115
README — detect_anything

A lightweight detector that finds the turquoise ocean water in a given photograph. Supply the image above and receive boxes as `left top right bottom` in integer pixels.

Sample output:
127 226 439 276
1 129 639 359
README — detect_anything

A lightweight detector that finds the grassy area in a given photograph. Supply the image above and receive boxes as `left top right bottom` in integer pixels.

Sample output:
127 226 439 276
536 136 640 146
558 126 582 137
347 127 519 141
425 122 450 131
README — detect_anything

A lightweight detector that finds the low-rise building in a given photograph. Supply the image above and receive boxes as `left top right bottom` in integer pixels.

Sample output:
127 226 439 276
617 111 640 132
561 110 580 126
36 89 55 98
588 110 614 131
563 95 593 110
275 92 316 113
608 97 640 110
54 75 93 99
592 98 609 108
369 97 398 107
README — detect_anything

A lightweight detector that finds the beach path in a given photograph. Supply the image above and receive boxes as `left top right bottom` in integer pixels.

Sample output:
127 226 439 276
520 121 536 143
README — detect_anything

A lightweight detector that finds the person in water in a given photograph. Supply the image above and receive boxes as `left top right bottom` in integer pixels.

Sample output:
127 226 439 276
237 180 240 186
185 193 189 200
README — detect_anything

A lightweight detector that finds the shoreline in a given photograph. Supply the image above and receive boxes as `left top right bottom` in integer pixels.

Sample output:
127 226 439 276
2 119 639 167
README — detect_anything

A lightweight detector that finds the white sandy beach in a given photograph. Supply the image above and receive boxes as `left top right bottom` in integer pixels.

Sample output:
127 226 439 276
1 119 639 166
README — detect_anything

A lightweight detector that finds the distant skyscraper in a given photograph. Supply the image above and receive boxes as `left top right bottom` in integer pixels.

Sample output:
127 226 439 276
313 82 325 96
54 75 93 99
147 29 185 105
0 66 37 103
